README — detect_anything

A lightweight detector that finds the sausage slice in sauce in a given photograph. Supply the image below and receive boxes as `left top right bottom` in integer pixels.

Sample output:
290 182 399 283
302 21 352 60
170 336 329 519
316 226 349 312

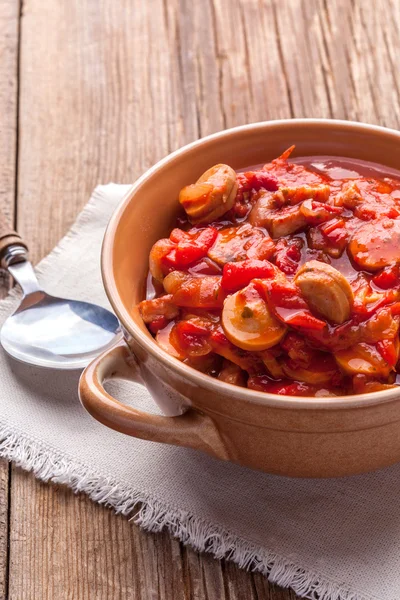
294 260 354 324
348 219 400 271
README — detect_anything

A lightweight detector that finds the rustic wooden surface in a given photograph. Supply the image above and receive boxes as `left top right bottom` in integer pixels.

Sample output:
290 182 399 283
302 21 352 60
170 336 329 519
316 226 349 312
0 0 398 597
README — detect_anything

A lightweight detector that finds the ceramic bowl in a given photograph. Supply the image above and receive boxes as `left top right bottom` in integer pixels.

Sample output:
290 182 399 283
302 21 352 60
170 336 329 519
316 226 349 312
79 119 400 478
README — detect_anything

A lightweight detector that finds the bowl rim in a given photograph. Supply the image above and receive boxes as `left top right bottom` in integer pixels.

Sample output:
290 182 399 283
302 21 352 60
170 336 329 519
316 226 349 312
102 118 400 410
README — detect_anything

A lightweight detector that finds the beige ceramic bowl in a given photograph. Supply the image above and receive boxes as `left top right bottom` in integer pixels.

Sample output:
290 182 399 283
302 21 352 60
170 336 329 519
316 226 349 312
79 119 400 478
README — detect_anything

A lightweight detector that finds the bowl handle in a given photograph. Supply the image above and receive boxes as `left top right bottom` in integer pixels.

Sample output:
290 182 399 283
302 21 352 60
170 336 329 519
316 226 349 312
79 336 229 460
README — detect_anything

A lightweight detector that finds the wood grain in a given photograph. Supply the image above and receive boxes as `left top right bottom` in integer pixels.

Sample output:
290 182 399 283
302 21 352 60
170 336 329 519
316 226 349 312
4 0 400 598
0 0 20 598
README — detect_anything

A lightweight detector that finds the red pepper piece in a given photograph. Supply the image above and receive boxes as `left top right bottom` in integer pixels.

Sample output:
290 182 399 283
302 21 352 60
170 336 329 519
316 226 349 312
221 259 275 293
301 200 342 226
273 238 303 275
162 248 178 267
325 227 348 246
319 218 349 251
372 264 400 290
391 302 400 316
317 201 341 215
320 218 344 236
387 207 400 219
248 375 315 396
232 172 279 219
259 280 326 330
377 339 398 366
177 321 209 337
246 236 276 260
240 171 279 192
172 244 206 266
283 310 326 331
353 290 398 319
166 227 218 268
148 316 169 334
260 279 308 310
188 258 222 275
169 228 191 243
196 227 218 247
173 320 212 356
174 227 218 264
210 329 230 346
276 145 295 161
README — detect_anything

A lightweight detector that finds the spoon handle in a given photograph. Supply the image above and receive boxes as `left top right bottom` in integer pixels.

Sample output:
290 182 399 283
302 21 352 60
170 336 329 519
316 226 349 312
0 225 28 268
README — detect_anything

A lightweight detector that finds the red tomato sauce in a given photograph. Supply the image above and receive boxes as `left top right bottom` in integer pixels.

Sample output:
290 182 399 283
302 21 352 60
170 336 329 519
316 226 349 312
139 148 400 397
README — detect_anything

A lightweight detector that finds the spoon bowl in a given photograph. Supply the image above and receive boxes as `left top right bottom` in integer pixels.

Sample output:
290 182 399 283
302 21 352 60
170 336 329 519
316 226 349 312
0 239 120 369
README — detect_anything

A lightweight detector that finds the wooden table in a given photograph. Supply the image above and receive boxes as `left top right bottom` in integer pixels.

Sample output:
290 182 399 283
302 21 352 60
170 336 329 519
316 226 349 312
0 0 398 597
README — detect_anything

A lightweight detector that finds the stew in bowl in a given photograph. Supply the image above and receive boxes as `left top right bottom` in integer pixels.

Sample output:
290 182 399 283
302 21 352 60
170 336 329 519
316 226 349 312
139 147 400 398
79 120 400 477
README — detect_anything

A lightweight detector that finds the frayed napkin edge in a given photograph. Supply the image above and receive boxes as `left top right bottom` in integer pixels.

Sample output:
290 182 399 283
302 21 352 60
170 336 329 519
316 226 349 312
0 422 370 600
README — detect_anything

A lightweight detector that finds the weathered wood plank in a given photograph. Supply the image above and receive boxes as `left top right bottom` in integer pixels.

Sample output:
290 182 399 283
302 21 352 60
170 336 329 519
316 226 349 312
9 473 191 600
0 461 9 600
0 0 20 597
10 0 400 598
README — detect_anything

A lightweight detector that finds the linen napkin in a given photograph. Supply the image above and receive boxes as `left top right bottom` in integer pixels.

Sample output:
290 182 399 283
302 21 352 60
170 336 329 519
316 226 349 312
1 185 399 600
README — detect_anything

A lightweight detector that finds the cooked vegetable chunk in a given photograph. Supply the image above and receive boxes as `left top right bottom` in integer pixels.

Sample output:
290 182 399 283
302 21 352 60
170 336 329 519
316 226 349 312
164 271 224 308
149 239 175 282
265 204 307 238
138 295 179 323
348 219 400 271
294 260 354 324
179 164 237 224
221 283 286 351
207 224 267 265
217 360 247 386
335 343 392 378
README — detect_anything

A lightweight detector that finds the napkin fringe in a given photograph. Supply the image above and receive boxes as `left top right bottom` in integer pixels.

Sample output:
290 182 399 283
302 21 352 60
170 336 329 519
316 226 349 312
0 425 370 600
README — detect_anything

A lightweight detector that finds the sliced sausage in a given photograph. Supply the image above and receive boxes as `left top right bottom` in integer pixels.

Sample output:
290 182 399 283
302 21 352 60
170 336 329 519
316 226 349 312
179 164 238 224
335 342 392 378
348 219 400 271
217 360 247 386
221 283 286 351
294 260 354 324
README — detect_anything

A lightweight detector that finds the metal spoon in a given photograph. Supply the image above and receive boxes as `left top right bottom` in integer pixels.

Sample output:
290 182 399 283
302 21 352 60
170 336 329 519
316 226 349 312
0 228 120 369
